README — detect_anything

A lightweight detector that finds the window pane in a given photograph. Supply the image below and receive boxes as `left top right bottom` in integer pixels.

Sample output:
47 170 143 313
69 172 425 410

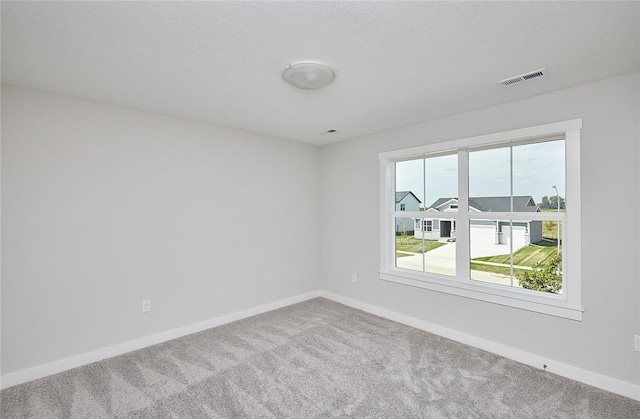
422 154 457 277
395 217 422 271
468 140 566 213
395 217 455 276
396 159 424 211
513 140 565 213
423 224 455 276
469 148 510 211
424 154 458 212
469 219 563 294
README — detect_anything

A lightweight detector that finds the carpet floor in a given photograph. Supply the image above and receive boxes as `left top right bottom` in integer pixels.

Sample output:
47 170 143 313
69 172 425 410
2 297 640 418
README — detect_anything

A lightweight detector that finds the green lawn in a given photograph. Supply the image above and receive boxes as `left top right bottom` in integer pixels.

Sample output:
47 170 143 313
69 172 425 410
395 235 447 254
469 262 529 277
473 240 558 267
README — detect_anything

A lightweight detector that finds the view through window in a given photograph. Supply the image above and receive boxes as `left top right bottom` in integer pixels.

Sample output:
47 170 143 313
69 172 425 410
394 139 565 293
380 119 582 319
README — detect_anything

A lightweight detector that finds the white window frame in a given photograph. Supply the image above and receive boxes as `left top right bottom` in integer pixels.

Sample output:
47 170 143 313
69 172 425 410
379 119 583 320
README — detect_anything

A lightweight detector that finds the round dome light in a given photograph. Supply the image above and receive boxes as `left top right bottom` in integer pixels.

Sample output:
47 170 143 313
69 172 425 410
282 61 336 90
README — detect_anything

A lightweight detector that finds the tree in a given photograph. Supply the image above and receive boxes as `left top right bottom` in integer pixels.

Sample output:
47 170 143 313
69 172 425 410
538 195 565 210
543 220 557 236
540 196 551 209
517 253 562 294
548 195 566 210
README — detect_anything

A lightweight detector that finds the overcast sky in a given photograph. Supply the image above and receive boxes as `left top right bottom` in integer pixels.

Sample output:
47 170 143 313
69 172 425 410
396 140 565 208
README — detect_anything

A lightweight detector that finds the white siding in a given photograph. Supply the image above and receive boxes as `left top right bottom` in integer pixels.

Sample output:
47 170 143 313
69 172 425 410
395 194 421 233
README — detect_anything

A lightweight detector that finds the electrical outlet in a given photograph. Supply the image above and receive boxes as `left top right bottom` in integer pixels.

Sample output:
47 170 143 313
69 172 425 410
142 300 151 313
634 335 640 352
351 273 357 283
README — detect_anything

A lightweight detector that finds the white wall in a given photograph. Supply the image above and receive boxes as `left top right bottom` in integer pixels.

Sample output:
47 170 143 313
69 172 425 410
3 74 640 393
1 85 321 375
320 73 640 387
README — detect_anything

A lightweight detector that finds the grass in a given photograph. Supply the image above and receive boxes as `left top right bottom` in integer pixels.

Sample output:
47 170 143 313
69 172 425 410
470 262 529 277
395 234 447 254
473 240 558 267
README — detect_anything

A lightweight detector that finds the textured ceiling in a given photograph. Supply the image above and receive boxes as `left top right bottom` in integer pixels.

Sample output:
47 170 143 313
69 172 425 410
2 1 639 145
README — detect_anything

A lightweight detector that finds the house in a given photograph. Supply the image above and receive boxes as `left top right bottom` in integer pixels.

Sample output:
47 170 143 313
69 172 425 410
1 1 639 412
395 190 421 233
414 196 543 246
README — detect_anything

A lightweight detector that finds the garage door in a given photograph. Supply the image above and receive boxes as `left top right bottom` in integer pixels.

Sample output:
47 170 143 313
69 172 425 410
470 224 495 244
502 225 527 247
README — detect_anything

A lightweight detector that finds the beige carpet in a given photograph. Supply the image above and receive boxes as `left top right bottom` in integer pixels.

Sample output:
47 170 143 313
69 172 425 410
2 298 639 418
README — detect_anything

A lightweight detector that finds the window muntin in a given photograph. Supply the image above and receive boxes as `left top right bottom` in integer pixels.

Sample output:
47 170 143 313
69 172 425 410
380 120 582 320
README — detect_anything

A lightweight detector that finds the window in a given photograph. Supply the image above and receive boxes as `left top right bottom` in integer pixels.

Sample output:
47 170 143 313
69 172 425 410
400 203 406 211
379 120 582 320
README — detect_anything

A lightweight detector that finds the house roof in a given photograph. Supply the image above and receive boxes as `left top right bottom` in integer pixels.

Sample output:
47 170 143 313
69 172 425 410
427 196 540 212
396 191 422 204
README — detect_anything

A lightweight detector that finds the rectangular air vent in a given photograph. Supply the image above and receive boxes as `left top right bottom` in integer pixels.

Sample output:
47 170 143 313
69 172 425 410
498 68 546 87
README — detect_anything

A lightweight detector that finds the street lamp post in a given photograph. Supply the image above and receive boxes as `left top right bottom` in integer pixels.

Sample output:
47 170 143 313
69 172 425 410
552 185 560 253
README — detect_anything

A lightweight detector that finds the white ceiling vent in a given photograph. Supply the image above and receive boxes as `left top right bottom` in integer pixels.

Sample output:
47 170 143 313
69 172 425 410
498 68 546 87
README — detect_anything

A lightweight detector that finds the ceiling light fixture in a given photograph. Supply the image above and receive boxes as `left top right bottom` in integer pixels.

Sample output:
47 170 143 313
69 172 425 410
282 61 336 90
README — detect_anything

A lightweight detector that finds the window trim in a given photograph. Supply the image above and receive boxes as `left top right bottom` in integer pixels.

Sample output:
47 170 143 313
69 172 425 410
379 119 583 321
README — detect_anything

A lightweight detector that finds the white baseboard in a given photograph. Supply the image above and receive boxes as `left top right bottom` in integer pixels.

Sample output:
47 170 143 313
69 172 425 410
1 290 321 390
319 290 640 402
3 289 639 402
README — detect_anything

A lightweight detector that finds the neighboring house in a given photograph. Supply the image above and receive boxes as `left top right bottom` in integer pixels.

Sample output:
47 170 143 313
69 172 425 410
395 191 421 233
414 196 543 246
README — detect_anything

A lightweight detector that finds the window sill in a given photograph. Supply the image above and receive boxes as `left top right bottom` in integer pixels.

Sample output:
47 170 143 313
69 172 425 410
380 270 583 321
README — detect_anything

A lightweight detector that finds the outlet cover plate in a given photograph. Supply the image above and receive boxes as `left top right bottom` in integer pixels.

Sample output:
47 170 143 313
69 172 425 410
142 300 151 313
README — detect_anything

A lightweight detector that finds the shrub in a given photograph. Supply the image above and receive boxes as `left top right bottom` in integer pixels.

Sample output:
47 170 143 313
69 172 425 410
517 253 562 294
